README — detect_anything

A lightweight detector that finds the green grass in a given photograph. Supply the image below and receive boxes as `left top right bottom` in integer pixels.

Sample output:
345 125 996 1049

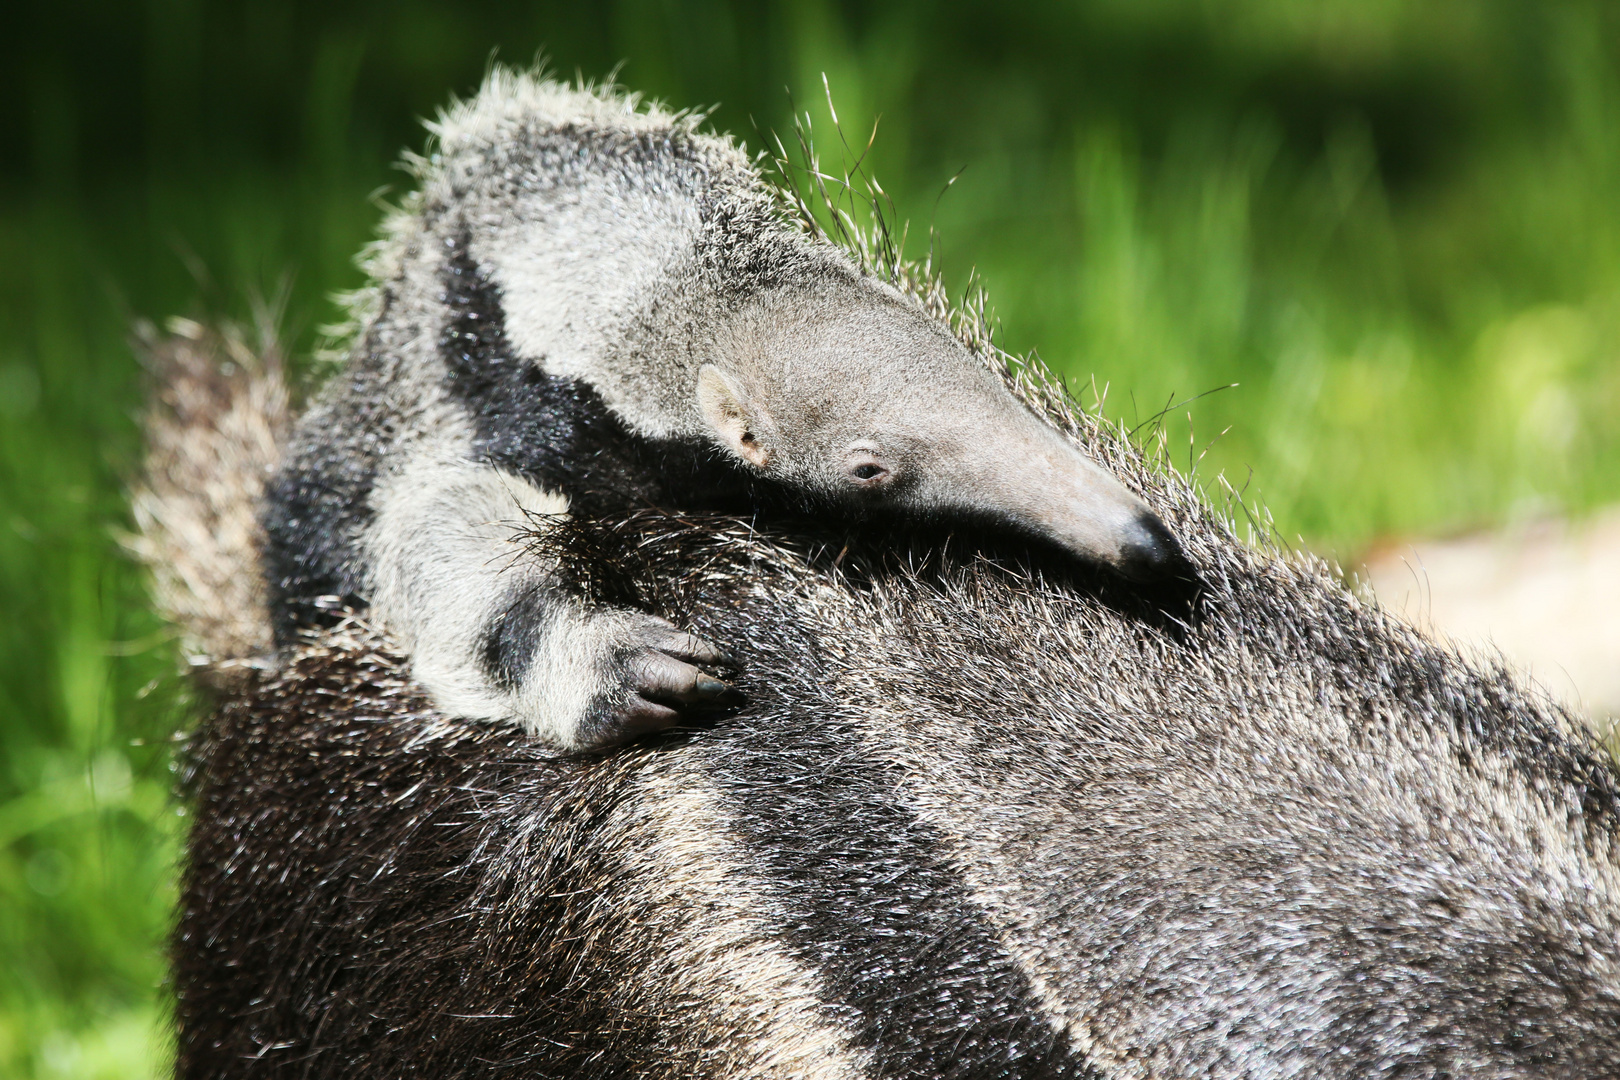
2 2 1619 1075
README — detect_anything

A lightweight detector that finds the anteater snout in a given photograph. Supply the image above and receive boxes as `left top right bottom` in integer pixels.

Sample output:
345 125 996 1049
1113 509 1186 582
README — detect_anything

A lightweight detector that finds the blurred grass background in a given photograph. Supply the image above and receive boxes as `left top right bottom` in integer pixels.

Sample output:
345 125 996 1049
2 1 1618 1075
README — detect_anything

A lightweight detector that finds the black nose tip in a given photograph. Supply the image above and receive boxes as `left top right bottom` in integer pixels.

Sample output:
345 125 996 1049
1115 510 1185 582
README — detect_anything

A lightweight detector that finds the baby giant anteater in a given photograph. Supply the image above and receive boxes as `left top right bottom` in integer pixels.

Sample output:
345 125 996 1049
262 69 1183 752
144 316 1620 1080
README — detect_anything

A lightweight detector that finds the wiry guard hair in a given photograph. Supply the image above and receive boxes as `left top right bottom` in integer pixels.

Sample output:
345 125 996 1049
148 314 1620 1076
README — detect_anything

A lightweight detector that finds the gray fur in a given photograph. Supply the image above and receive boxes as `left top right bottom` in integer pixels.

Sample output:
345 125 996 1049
263 70 1177 751
151 69 1620 1077
156 323 1620 1078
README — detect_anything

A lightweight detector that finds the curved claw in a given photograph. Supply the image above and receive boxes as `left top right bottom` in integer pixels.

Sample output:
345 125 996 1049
642 626 738 671
611 693 682 742
628 648 741 707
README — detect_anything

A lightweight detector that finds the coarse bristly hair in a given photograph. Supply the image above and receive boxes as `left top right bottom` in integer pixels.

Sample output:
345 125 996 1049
127 314 287 682
142 67 1620 1080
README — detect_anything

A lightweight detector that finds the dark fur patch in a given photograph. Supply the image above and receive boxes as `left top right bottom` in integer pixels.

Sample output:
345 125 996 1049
710 700 1097 1078
260 294 401 642
438 234 766 518
478 580 556 692
260 467 371 639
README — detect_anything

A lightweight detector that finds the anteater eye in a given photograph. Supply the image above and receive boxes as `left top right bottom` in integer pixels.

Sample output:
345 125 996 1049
851 463 887 482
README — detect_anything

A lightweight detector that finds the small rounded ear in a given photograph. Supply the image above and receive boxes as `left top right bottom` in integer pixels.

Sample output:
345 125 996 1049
697 364 773 469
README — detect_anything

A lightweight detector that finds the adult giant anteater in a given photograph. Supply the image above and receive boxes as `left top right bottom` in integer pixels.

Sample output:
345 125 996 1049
139 311 1620 1078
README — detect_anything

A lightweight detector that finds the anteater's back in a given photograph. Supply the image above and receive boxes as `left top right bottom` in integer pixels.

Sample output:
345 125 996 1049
160 340 1620 1079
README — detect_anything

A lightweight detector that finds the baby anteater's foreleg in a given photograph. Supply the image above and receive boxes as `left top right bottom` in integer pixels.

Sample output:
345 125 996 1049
365 460 735 749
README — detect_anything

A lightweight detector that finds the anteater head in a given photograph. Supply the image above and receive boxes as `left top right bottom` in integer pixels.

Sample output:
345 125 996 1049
695 280 1183 582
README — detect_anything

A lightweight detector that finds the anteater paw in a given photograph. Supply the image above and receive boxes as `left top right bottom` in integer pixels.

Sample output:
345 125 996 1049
581 616 741 747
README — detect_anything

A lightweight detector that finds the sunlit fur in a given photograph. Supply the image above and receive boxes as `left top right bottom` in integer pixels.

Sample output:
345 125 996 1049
261 69 1169 751
144 312 1620 1077
126 318 286 680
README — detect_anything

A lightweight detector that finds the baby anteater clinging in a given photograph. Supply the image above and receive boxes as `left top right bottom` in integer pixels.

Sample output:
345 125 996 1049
263 69 1183 750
